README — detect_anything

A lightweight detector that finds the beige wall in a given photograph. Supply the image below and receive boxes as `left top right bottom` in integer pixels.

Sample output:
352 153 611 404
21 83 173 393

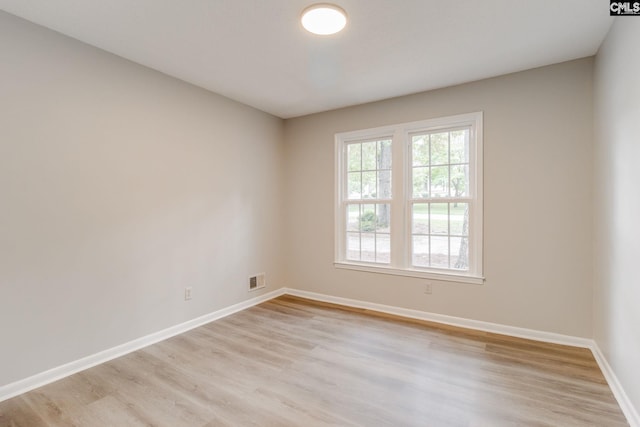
284 58 594 337
594 18 640 416
0 11 285 386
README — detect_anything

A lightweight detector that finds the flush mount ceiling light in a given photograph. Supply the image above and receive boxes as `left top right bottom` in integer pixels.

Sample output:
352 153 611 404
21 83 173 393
301 4 347 35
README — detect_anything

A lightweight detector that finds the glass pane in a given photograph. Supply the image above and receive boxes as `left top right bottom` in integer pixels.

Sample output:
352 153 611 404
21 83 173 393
378 170 392 199
347 205 360 232
361 233 376 262
360 204 376 232
412 135 429 166
377 139 392 170
450 236 468 271
346 232 360 261
430 236 449 269
376 204 391 232
412 167 429 198
348 172 361 199
450 129 469 164
430 132 449 165
430 203 448 235
450 203 468 236
376 234 390 264
412 236 429 267
430 166 449 197
450 165 468 197
362 171 377 198
362 141 376 170
348 143 361 172
412 203 428 234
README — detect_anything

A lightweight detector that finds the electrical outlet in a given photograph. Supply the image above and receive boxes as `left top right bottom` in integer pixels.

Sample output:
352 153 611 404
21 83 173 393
184 287 193 301
424 282 433 295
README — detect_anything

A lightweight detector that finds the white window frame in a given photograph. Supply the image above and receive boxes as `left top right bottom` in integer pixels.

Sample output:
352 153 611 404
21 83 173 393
335 112 484 285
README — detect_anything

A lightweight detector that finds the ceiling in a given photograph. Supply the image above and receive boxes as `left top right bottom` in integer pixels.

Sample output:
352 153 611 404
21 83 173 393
0 1 613 118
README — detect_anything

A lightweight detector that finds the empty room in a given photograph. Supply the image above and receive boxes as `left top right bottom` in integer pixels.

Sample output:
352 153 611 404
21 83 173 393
0 1 638 426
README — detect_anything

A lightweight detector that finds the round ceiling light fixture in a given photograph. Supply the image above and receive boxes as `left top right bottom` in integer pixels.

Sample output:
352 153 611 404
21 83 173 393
301 4 347 35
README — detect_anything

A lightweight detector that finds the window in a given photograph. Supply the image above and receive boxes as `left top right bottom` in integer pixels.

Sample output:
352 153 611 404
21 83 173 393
335 112 483 284
345 139 392 264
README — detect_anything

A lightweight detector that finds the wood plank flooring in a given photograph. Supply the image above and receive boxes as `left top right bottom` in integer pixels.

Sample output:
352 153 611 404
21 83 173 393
0 295 628 426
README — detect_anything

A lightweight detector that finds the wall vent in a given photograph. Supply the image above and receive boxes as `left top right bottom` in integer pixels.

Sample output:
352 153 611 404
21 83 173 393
249 273 266 291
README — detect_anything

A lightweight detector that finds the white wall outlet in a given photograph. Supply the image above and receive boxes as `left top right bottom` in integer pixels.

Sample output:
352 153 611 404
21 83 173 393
424 282 433 295
184 287 193 301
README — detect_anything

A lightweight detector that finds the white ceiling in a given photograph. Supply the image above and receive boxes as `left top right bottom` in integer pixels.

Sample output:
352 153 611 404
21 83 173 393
0 1 613 118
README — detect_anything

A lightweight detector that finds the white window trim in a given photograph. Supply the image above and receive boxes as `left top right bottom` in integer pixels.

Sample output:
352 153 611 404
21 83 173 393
334 112 484 285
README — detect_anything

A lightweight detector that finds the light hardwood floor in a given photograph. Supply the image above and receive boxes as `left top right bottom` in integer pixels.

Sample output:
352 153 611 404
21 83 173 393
0 295 628 426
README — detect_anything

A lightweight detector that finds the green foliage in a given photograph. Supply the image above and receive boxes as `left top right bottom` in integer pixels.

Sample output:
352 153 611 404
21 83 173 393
347 140 392 200
412 129 469 198
359 211 377 232
347 144 361 171
348 140 392 173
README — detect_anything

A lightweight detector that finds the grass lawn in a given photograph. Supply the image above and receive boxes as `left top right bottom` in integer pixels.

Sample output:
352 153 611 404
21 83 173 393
413 203 467 216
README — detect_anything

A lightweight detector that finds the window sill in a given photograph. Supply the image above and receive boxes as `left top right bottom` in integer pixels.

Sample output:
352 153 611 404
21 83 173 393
334 262 485 285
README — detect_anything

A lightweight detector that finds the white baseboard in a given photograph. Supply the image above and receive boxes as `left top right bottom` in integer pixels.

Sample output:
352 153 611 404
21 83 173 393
590 342 640 427
283 288 593 348
0 288 286 403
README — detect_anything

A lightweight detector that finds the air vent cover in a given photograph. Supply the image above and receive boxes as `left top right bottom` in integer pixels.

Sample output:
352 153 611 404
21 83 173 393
249 273 266 291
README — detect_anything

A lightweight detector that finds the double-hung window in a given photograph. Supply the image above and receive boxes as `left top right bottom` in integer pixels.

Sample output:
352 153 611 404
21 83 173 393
335 112 483 284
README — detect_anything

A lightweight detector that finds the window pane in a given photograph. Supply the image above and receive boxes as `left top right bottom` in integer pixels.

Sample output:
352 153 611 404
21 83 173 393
377 139 392 170
362 172 376 198
346 232 360 261
362 141 376 170
450 129 469 164
348 172 361 199
378 169 392 199
412 203 428 234
450 165 468 197
430 236 449 269
450 203 468 236
347 204 360 231
348 143 361 172
430 132 449 165
430 166 449 197
412 135 429 166
361 233 376 262
430 203 448 234
360 204 376 232
412 235 429 267
376 204 391 232
412 167 429 198
450 236 469 271
376 234 390 263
